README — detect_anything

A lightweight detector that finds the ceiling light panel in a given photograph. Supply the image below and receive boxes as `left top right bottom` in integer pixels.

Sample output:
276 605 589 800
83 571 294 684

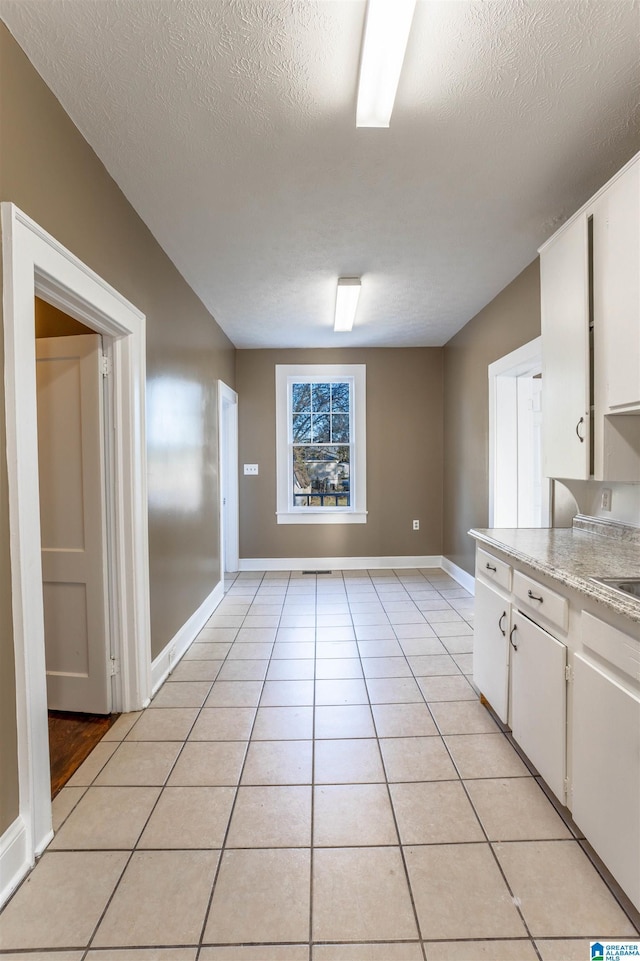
356 0 417 128
334 278 362 332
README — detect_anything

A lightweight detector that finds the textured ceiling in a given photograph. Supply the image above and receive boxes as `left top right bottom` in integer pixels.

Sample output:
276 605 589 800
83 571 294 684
1 0 639 347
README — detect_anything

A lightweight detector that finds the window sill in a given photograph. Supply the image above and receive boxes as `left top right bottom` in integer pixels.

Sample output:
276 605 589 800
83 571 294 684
276 511 368 525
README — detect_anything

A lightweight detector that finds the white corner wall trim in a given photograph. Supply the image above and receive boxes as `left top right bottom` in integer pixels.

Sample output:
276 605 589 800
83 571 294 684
441 557 476 594
151 581 224 694
0 817 29 908
239 556 443 571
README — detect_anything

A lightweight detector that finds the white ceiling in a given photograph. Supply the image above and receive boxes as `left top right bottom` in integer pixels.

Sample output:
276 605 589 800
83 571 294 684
1 1 639 348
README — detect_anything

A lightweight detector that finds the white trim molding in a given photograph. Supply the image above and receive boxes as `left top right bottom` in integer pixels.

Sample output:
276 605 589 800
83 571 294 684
276 511 368 525
239 555 443 571
275 364 367 525
218 381 239 573
239 556 477 591
1 203 151 897
151 581 224 694
488 337 551 529
0 817 30 908
440 557 476 594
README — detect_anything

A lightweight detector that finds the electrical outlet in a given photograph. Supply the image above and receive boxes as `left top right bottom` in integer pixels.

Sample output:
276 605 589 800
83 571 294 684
601 488 612 511
244 464 259 475
412 519 420 531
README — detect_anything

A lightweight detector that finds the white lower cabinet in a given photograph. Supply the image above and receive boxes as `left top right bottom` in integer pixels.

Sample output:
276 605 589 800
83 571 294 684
473 541 640 912
510 612 567 802
572 652 640 911
473 579 510 723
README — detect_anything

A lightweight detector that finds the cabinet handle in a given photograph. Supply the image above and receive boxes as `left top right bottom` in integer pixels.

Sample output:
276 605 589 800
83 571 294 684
486 563 497 572
509 625 518 651
498 611 506 636
575 416 585 443
527 589 544 603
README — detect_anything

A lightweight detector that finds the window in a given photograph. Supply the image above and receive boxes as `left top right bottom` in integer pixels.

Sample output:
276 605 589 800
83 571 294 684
276 364 366 524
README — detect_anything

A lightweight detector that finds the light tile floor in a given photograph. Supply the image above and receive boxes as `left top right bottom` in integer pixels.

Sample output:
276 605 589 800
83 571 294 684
1 569 639 961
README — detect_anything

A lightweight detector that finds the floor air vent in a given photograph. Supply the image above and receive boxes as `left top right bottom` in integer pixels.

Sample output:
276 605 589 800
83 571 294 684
302 570 332 575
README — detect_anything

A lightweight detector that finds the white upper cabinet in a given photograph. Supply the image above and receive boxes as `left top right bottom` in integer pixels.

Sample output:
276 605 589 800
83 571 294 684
593 158 640 411
540 151 640 482
540 215 590 479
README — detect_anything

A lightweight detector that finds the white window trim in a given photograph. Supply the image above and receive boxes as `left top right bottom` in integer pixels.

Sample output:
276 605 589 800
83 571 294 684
276 364 367 525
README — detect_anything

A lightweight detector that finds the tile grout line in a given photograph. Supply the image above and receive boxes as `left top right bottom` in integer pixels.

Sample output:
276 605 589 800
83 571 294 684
365 570 430 961
81 572 262 956
196 569 289 949
409 582 547 958
424 649 550 961
374 571 543 959
308 571 319 958
52 596 243 955
72 570 233 960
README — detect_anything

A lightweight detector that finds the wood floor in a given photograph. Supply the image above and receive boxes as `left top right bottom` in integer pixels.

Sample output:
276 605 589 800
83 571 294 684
48 710 120 798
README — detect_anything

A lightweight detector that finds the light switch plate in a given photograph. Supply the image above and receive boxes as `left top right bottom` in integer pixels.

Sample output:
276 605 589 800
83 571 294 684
244 464 259 475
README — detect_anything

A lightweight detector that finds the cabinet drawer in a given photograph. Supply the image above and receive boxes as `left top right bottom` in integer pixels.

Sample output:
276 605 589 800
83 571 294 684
512 570 568 633
477 548 511 591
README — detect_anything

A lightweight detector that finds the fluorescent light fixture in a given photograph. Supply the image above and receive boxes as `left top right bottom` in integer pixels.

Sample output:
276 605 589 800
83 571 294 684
356 0 417 128
334 278 361 332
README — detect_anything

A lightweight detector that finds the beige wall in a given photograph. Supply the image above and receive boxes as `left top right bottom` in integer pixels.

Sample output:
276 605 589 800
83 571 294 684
442 260 542 576
0 24 235 834
237 348 443 560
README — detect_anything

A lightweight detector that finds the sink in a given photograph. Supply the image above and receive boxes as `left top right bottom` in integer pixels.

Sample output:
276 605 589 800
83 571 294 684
592 577 640 599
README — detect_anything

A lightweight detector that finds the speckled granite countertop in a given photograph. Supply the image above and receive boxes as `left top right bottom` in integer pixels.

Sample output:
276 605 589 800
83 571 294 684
469 516 640 626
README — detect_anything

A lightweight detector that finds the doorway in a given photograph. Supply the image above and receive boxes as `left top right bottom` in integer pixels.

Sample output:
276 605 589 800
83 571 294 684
488 337 551 528
34 299 121 794
218 381 239 575
1 203 151 896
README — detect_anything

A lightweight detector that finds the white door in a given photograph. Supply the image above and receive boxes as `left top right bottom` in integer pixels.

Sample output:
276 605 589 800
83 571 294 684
36 334 111 713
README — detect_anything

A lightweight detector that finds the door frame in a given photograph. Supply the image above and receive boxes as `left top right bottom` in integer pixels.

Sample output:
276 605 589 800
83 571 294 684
488 336 551 528
1 203 151 871
218 381 239 574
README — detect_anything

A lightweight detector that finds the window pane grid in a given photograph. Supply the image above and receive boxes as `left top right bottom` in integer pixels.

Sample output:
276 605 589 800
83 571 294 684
290 379 352 508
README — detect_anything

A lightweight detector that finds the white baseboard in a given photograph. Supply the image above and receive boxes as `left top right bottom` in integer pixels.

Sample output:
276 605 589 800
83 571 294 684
239 555 443 572
151 580 224 694
0 817 29 909
441 556 475 594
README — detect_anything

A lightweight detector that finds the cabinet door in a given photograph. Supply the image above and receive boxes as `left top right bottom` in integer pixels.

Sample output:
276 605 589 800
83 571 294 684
571 654 640 912
540 215 590 479
593 159 640 411
473 580 510 723
510 613 567 801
